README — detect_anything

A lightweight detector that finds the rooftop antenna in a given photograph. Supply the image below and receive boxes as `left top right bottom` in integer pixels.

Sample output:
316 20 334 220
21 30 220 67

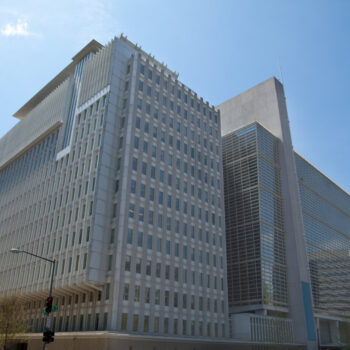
278 54 284 85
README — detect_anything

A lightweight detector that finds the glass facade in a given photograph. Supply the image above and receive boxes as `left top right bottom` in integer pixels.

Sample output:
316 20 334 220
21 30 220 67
295 154 350 318
222 123 287 311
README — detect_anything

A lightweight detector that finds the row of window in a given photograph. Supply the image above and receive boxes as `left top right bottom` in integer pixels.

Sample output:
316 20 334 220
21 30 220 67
129 182 220 221
31 312 108 333
134 94 219 141
123 284 224 312
123 247 223 270
137 63 219 125
127 202 222 229
30 311 224 337
121 312 224 337
132 138 221 188
130 176 220 207
122 258 224 289
133 107 220 154
0 130 58 195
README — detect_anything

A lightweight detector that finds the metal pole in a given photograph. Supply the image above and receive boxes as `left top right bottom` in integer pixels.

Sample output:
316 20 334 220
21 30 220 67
42 260 55 350
10 249 56 349
49 260 55 298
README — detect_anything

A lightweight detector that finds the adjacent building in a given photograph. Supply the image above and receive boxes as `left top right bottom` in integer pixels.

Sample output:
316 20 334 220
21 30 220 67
295 153 350 345
219 77 350 348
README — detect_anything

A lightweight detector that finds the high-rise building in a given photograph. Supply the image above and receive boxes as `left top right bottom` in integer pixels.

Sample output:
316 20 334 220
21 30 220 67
0 36 229 349
1 35 349 350
295 153 350 345
220 77 350 349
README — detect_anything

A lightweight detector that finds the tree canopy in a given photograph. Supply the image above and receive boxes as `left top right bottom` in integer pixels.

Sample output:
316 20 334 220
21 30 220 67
0 296 28 350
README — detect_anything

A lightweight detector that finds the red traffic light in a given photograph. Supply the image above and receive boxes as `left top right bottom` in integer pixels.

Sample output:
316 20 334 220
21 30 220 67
45 297 53 313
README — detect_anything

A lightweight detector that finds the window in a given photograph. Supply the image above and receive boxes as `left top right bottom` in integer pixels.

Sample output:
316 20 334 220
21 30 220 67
140 183 146 198
148 210 154 225
156 263 161 278
136 116 141 129
166 240 170 255
164 318 169 333
183 294 187 308
127 228 133 244
130 179 136 194
158 191 163 205
134 136 139 149
157 237 162 252
149 187 155 201
165 290 170 306
145 287 150 303
129 203 135 218
134 286 140 302
146 261 151 276
144 316 149 332
125 256 131 271
137 232 143 247
174 267 179 281
123 284 129 300
107 255 112 271
138 80 143 91
183 245 187 259
155 289 160 304
142 161 147 175
154 317 159 333
95 313 99 330
105 284 110 300
175 243 179 257
136 258 141 274
133 314 138 331
147 234 152 250
143 141 148 153
121 313 128 330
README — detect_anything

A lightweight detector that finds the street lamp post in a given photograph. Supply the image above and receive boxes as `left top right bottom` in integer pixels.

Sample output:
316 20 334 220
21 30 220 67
10 248 56 349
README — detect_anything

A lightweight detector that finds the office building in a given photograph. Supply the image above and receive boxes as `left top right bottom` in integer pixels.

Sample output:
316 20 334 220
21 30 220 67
219 77 350 349
1 35 349 350
0 36 229 349
295 153 350 345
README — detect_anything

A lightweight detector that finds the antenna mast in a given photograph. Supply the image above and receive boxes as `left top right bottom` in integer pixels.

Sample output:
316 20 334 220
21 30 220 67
278 54 284 85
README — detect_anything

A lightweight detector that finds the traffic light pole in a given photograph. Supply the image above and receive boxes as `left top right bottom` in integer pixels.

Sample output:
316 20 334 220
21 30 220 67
9 249 56 349
42 259 55 350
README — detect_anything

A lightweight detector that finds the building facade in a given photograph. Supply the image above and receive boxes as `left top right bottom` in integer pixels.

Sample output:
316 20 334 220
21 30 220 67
1 37 350 350
219 78 350 348
222 123 287 313
295 153 350 345
0 36 229 347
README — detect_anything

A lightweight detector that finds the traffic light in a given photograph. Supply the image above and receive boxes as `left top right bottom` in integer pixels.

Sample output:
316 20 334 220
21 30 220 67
42 330 54 343
45 297 53 314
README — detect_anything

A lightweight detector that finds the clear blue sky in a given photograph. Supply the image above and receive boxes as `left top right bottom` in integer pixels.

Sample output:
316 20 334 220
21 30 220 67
1 0 349 192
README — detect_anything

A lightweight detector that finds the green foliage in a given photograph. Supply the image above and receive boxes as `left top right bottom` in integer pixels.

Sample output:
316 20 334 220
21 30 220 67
0 296 28 350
